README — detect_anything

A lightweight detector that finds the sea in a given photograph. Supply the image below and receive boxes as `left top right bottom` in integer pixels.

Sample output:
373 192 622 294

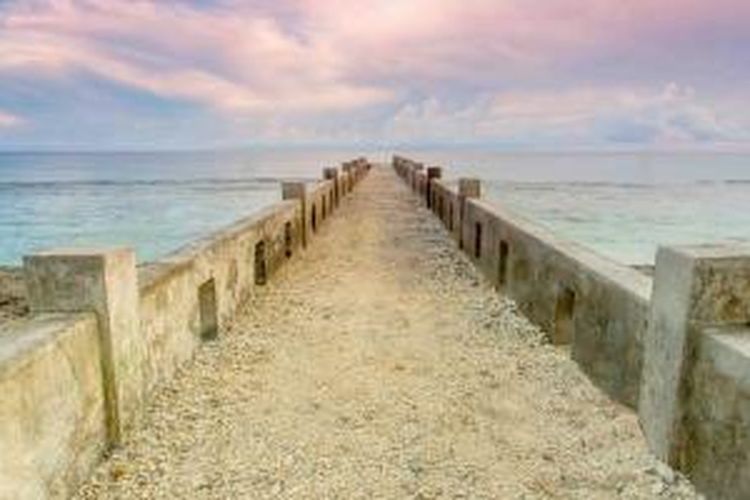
2 149 750 266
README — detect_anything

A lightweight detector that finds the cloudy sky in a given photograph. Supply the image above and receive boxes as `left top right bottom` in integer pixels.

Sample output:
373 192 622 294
0 0 749 150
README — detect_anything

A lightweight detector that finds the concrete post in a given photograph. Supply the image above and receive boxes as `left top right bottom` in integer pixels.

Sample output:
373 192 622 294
640 244 750 468
23 247 143 448
458 178 481 249
351 160 359 184
282 182 307 248
323 167 339 208
426 166 442 210
412 163 424 192
458 178 481 199
341 163 352 194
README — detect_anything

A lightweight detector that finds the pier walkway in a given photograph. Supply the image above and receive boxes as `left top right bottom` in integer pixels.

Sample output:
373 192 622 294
75 167 695 498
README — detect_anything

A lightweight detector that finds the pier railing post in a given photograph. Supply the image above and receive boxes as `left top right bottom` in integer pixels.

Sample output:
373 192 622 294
323 167 339 208
458 178 481 249
640 244 750 468
426 166 442 210
23 247 143 448
341 163 352 195
411 163 423 193
282 182 308 248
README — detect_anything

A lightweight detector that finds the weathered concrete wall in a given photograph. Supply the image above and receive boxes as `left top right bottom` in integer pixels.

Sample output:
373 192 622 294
0 313 105 500
137 261 197 393
639 245 750 500
24 248 145 446
432 180 460 240
0 158 370 499
395 154 750 499
136 199 302 397
397 155 650 406
686 326 750 497
461 197 651 407
305 180 336 241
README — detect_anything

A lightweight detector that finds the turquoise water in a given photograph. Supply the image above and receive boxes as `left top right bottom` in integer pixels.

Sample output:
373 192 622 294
0 150 386 264
2 149 749 265
401 150 750 264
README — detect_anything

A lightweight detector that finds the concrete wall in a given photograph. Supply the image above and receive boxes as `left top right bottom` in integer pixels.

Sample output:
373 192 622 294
639 245 750 500
136 199 302 397
305 180 336 241
432 180 460 240
394 154 750 499
462 198 651 407
0 158 370 499
0 313 104 500
686 326 750 496
397 155 650 406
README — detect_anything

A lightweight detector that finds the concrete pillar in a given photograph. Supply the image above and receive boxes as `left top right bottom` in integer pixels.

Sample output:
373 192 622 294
412 163 424 192
426 166 442 209
458 178 481 198
640 244 750 467
341 163 352 194
351 160 359 184
282 182 307 248
458 178 481 249
23 247 143 447
323 168 339 208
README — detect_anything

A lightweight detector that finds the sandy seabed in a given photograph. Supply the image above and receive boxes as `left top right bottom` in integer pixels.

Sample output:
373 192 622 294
75 168 699 499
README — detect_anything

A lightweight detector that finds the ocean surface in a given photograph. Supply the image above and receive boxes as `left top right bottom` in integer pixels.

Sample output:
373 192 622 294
2 149 750 266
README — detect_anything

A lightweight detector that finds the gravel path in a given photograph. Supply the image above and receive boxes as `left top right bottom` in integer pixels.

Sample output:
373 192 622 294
75 167 698 499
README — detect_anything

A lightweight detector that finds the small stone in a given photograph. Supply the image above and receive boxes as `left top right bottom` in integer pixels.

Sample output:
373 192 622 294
109 464 127 481
652 482 668 496
650 461 676 484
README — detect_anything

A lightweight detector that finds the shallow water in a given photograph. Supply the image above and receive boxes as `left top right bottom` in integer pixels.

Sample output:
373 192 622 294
0 149 385 264
2 149 749 265
401 150 750 264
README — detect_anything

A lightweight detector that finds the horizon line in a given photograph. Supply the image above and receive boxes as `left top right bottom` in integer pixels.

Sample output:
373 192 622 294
1 144 750 155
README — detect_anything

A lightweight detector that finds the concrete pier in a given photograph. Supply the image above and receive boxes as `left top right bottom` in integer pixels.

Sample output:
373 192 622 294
71 168 692 498
1 157 746 498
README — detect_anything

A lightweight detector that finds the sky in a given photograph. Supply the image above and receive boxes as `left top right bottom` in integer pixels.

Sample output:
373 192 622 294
0 0 749 150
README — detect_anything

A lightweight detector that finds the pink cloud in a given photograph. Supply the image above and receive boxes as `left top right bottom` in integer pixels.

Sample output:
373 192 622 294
298 0 750 84
385 83 746 146
5 0 748 109
0 0 393 111
0 110 22 128
0 0 748 147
